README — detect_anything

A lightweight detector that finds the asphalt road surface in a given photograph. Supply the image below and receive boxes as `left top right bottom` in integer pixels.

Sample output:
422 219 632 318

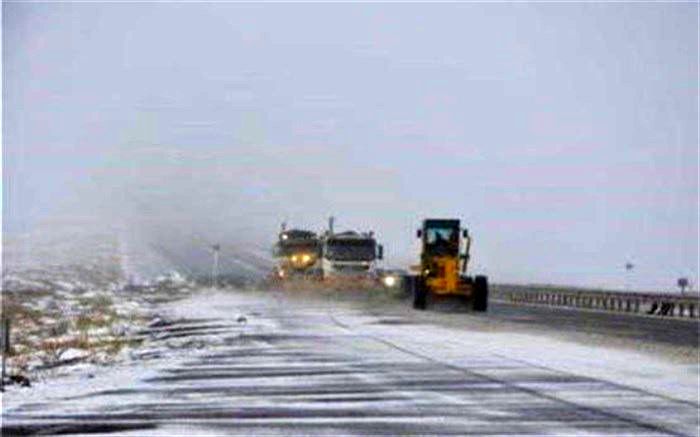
3 289 698 436
484 299 699 349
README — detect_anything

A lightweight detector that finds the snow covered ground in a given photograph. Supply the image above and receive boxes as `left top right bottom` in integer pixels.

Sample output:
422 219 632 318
1 219 197 392
3 288 697 436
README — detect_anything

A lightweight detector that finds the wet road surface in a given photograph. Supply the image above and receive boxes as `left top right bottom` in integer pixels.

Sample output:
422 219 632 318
3 289 698 436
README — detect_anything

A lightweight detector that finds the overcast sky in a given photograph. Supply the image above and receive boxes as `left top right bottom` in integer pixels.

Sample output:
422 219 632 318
3 3 698 290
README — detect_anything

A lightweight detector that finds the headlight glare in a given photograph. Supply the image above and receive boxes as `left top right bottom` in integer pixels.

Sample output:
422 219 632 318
383 275 397 287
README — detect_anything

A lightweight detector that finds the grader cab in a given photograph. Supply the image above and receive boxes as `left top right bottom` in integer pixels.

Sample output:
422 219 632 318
411 219 488 312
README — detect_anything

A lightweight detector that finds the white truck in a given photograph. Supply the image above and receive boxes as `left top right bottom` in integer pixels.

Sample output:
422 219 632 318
319 230 383 280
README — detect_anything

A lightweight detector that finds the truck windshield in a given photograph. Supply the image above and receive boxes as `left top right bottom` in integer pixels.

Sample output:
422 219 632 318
425 226 459 255
325 240 376 261
278 240 318 256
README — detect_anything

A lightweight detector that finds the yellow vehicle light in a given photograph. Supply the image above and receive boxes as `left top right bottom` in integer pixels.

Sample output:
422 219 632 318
291 255 298 262
383 275 397 287
302 254 311 263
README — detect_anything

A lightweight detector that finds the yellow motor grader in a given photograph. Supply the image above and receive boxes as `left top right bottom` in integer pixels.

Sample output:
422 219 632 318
409 218 488 312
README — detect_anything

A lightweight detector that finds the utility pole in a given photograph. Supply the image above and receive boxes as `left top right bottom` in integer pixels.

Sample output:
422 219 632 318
211 244 220 288
624 261 634 292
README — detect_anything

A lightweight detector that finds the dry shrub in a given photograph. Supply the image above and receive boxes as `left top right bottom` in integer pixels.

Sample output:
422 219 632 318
48 319 71 336
1 296 43 324
39 335 91 363
75 312 113 331
78 294 113 310
10 353 30 371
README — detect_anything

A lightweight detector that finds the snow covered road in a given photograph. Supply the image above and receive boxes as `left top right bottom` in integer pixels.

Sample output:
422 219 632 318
2 289 698 436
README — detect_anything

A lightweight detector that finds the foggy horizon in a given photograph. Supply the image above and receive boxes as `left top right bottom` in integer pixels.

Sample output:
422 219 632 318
3 2 698 291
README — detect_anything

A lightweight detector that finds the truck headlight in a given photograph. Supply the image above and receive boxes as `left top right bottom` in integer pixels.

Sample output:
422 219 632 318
291 255 298 262
383 275 397 287
302 254 311 263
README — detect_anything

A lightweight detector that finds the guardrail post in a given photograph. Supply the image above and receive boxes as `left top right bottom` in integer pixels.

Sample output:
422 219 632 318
1 317 10 391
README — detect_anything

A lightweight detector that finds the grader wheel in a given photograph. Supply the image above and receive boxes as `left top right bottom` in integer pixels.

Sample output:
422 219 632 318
472 275 489 312
412 277 428 310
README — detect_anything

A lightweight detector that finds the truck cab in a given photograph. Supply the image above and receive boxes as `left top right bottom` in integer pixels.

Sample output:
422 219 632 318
273 229 321 279
320 231 383 280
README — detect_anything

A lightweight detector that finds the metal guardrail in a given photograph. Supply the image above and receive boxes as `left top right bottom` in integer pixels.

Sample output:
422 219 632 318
493 286 700 319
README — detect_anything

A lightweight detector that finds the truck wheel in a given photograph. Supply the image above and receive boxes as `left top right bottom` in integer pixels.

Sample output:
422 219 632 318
413 278 428 310
402 275 413 298
472 275 488 312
